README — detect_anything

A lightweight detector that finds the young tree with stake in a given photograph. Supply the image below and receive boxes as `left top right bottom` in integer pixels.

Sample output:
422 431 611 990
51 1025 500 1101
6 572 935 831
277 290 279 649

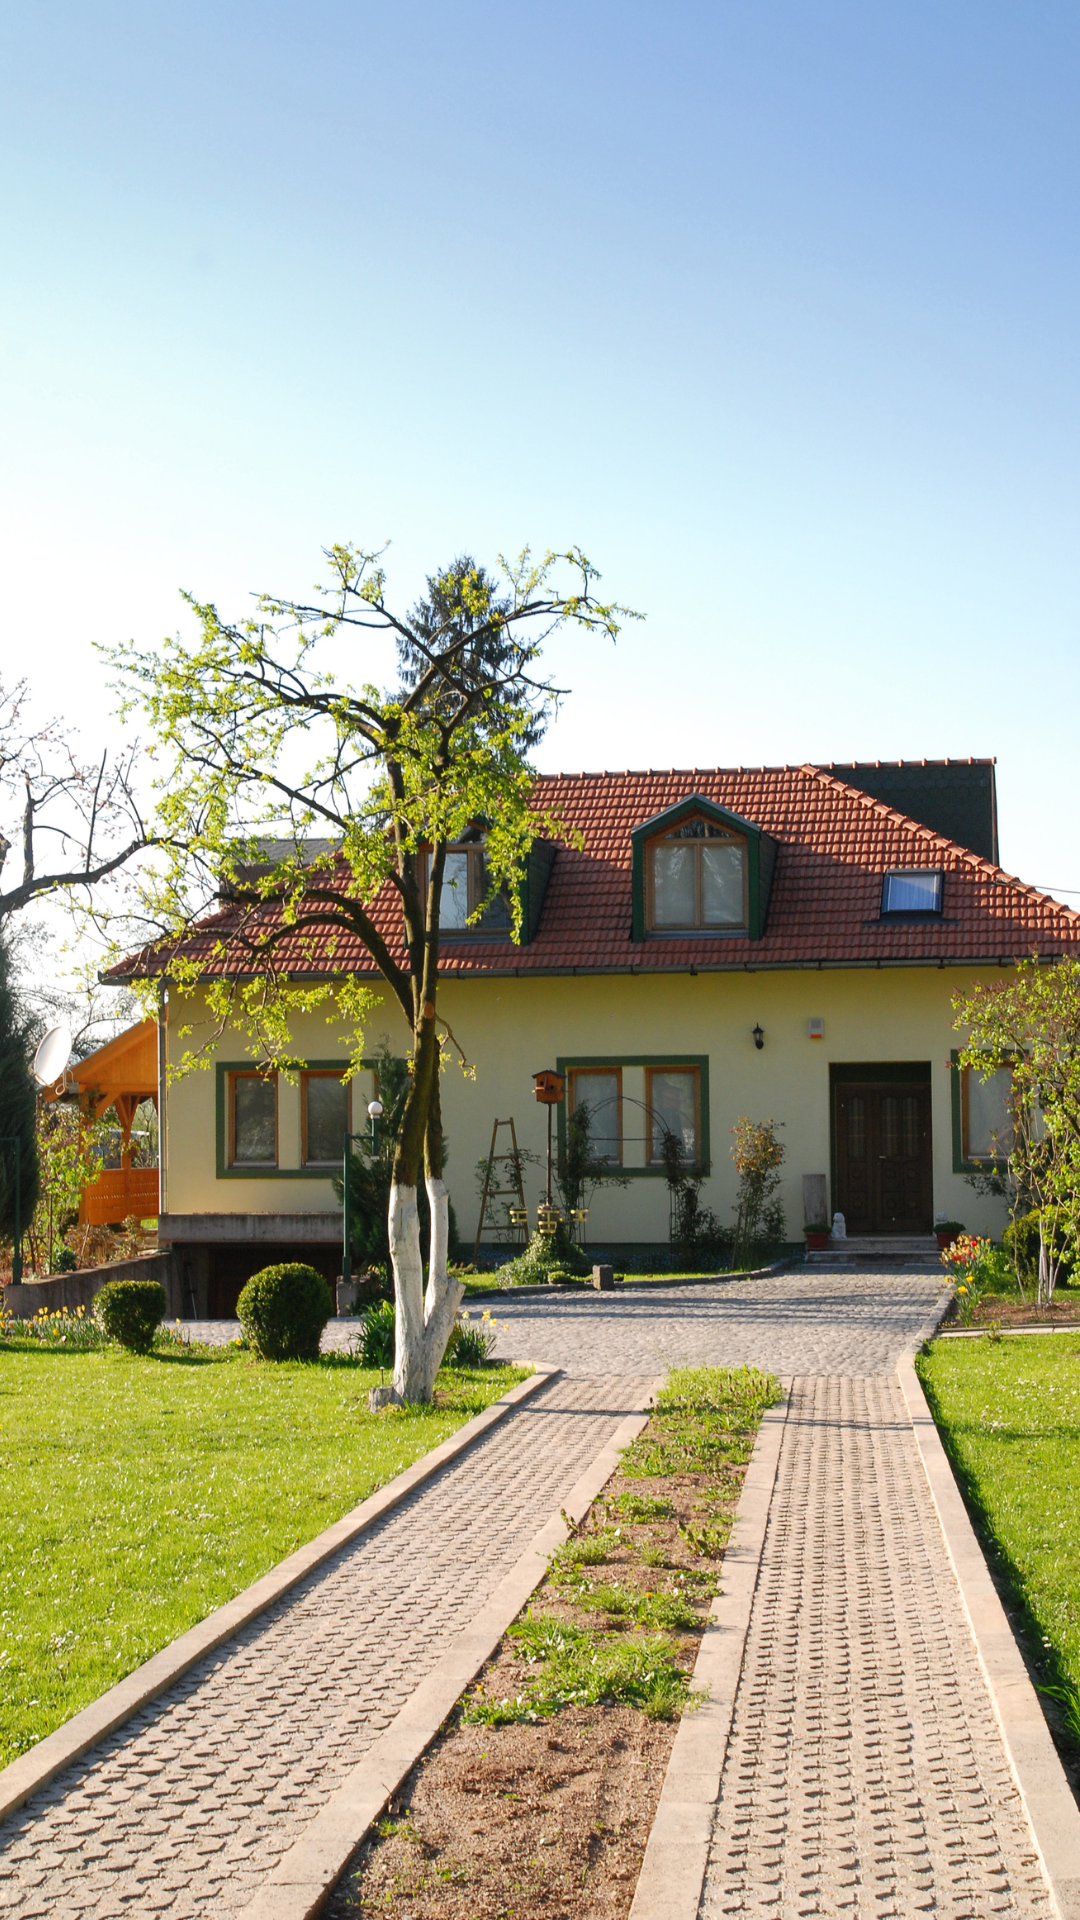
110 545 632 1401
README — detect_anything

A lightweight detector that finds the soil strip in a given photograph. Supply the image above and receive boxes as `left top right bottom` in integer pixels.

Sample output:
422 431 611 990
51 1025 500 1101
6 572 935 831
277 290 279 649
327 1367 780 1920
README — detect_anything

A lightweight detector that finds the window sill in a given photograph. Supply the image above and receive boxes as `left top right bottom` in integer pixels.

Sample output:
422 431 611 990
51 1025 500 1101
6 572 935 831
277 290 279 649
641 928 749 941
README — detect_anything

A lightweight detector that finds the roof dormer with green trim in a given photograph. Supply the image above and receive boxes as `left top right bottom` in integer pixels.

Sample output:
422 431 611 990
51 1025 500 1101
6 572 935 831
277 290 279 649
630 794 777 942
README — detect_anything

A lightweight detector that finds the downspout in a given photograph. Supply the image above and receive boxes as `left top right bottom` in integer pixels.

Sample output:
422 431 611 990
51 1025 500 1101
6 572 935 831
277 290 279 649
156 982 167 1219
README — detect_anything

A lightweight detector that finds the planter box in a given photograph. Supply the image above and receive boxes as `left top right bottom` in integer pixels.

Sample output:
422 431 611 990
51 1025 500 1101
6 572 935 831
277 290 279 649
936 1229 962 1252
804 1231 830 1251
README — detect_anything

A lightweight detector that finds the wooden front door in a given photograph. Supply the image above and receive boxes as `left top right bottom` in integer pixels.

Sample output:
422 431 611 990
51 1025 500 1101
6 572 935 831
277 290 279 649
834 1083 932 1234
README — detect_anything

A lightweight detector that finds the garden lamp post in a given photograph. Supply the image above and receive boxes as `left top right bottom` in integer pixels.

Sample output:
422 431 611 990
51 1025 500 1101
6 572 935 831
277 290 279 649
341 1100 384 1290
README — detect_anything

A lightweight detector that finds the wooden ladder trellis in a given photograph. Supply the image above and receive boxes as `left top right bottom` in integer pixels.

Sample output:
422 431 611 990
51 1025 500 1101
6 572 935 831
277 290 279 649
473 1117 528 1261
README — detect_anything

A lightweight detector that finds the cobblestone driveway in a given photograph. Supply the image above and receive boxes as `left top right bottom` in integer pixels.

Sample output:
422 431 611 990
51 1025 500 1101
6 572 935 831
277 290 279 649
485 1268 947 1377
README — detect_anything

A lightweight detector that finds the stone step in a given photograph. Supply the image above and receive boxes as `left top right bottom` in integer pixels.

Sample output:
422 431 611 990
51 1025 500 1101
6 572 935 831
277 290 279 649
806 1233 943 1268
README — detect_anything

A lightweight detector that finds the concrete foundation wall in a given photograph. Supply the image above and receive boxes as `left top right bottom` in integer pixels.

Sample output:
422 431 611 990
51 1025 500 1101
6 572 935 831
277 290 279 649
4 1251 181 1322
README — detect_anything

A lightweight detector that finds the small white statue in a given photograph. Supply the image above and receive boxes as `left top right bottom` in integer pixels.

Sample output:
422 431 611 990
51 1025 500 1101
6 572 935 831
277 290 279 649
832 1211 847 1240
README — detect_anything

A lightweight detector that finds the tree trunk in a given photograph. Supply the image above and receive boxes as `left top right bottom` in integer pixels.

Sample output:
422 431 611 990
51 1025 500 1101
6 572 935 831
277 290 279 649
388 1028 464 1402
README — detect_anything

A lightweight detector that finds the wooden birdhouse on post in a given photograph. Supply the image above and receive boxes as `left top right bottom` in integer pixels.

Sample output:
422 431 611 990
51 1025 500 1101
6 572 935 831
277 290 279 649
533 1069 565 1207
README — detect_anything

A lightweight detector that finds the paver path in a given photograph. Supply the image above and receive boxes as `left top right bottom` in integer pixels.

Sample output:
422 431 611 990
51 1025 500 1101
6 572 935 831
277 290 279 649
700 1375 1051 1918
0 1375 654 1918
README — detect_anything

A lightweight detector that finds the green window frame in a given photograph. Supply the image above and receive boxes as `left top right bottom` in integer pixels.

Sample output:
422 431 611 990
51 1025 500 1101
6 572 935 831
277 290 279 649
555 1054 710 1178
629 795 776 942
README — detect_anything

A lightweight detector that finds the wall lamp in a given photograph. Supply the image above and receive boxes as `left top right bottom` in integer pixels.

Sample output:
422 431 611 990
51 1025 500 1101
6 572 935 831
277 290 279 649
752 1024 765 1050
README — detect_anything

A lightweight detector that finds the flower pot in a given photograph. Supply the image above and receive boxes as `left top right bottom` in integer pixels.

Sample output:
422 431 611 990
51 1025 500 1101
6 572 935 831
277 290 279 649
936 1229 962 1252
804 1231 830 1251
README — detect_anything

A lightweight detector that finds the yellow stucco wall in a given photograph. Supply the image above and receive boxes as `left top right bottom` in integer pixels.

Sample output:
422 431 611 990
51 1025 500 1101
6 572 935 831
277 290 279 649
163 964 1008 1246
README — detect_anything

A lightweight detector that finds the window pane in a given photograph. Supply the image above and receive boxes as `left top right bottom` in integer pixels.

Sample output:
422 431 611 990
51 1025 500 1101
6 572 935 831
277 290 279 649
965 1066 1014 1159
881 1095 900 1158
701 844 745 925
650 1070 697 1162
305 1075 348 1164
882 871 942 913
439 851 470 928
652 845 695 926
572 1072 620 1164
232 1076 276 1164
847 1094 866 1158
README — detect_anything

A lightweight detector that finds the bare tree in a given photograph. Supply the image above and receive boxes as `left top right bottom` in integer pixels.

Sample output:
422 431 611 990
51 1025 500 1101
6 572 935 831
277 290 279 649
0 678 156 921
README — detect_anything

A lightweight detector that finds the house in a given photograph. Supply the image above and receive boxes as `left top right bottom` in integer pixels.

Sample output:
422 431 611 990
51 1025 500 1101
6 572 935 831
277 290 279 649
110 759 1080 1317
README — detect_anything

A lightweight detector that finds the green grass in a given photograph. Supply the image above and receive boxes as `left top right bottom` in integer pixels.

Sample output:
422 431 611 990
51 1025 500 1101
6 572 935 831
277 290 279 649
918 1336 1080 1740
464 1615 693 1724
0 1343 526 1766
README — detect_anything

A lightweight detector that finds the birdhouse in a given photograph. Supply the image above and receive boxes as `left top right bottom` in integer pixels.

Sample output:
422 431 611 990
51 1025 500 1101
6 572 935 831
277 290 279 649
533 1069 565 1105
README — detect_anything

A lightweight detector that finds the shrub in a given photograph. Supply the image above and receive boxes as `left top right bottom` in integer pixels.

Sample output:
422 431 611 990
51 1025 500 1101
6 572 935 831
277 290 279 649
495 1229 589 1286
95 1279 167 1354
358 1298 396 1369
1004 1209 1076 1280
53 1247 78 1273
236 1263 332 1361
448 1309 498 1367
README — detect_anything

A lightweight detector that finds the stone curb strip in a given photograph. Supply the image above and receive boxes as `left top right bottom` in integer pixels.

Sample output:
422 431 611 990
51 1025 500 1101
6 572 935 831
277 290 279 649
626 1386 791 1920
899 1355 1080 1920
0 1364 558 1826
239 1385 662 1919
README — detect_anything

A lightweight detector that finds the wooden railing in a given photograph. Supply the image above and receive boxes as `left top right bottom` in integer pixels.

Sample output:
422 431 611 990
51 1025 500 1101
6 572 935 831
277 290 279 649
80 1167 159 1226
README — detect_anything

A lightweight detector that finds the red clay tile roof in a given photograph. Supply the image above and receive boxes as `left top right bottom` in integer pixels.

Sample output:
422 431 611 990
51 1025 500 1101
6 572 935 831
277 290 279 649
109 765 1080 981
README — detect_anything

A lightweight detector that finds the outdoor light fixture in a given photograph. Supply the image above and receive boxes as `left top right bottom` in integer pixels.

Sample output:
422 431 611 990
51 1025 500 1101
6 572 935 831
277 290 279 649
367 1099 384 1121
752 1024 765 1050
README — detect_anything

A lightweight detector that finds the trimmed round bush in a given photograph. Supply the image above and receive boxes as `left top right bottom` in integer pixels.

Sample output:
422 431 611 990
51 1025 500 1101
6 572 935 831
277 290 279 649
95 1278 167 1354
236 1262 333 1361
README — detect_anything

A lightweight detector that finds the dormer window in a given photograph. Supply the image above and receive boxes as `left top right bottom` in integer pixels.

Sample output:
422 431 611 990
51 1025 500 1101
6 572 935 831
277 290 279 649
881 870 943 916
647 816 747 931
424 833 512 935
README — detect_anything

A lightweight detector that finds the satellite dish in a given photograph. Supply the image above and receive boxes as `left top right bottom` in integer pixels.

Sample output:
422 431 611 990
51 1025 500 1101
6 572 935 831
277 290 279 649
33 1024 73 1088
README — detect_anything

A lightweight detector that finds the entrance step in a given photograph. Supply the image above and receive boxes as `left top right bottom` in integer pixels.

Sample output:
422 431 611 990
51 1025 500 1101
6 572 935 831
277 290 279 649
806 1234 942 1268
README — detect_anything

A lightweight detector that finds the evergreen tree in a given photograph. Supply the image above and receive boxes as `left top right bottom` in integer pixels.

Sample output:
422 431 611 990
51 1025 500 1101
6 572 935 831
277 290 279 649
0 929 39 1251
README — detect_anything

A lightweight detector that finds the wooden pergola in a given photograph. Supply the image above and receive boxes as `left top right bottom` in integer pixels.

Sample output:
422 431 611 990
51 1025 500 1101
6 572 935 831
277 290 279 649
45 1020 160 1224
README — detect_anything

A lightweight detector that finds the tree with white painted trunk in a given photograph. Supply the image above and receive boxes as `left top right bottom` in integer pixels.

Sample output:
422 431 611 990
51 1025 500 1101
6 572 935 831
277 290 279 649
107 546 633 1400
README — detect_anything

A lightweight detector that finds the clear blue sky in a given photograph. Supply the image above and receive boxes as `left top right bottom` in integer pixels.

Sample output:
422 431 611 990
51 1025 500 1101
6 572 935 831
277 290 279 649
2 2 1078 893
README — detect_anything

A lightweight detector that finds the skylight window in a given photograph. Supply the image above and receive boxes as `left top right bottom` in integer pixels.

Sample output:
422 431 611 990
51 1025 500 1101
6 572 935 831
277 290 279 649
881 870 943 915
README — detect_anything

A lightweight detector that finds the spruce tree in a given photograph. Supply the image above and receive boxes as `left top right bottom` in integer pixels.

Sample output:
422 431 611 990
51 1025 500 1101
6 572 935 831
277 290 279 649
0 929 39 1254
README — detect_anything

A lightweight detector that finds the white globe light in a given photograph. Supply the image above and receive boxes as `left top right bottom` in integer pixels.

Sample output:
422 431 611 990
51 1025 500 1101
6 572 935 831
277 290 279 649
367 1099 384 1119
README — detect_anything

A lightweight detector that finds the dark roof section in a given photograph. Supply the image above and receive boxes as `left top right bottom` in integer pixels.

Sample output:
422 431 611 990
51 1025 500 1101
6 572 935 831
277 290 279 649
107 763 1080 984
823 760 998 864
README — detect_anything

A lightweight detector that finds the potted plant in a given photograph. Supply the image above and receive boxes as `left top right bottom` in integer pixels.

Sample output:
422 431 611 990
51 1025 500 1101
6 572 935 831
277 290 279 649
935 1219 965 1251
804 1222 831 1251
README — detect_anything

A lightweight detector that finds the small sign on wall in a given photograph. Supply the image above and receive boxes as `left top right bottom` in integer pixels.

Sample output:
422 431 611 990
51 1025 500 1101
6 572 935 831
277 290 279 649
808 1018 824 1040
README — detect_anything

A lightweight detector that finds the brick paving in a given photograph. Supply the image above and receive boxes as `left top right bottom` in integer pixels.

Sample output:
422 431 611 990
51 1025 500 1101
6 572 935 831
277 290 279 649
0 1374 654 1917
700 1376 1052 1917
0 1270 1060 1917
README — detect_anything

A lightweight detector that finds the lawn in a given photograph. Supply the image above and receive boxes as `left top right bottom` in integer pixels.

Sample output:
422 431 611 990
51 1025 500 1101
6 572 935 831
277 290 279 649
0 1341 525 1767
918 1335 1080 1742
